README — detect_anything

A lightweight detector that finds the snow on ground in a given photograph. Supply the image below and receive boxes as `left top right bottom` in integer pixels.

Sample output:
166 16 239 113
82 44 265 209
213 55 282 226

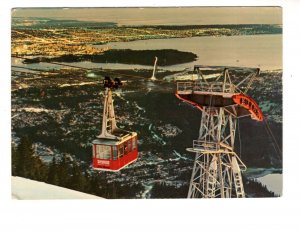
12 176 103 199
59 81 97 88
12 107 51 113
256 173 282 196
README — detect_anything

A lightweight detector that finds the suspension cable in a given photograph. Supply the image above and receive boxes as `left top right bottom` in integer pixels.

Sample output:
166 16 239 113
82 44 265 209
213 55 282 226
263 117 282 158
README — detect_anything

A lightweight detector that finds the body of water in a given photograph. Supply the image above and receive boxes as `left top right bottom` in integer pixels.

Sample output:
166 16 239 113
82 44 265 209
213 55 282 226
95 34 282 71
12 34 282 72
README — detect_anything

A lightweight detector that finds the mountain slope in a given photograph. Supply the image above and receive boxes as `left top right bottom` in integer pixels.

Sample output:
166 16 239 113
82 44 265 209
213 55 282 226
12 176 103 199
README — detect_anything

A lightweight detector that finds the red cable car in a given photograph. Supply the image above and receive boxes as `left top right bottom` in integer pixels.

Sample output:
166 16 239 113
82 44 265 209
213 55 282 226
92 77 138 171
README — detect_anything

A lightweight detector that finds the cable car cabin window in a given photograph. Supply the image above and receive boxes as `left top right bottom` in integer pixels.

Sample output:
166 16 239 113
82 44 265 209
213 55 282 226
127 139 132 152
132 137 137 150
112 146 118 160
124 142 128 155
96 145 111 160
119 144 124 158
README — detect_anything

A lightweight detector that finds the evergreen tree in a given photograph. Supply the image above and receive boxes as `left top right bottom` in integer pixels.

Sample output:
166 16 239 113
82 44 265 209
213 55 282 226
89 173 101 196
56 154 70 187
31 155 48 182
11 146 18 176
82 170 91 193
68 163 87 191
12 136 49 182
111 182 117 199
15 136 35 179
47 156 59 185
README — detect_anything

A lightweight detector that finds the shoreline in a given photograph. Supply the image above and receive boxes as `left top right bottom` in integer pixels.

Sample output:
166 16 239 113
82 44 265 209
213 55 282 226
20 49 198 67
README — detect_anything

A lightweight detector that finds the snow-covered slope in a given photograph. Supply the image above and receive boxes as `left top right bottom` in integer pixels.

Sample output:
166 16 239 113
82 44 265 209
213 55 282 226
257 173 282 196
12 176 103 199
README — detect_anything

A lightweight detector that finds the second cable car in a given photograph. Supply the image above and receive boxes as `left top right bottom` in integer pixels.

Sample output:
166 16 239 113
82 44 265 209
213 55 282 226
92 77 138 171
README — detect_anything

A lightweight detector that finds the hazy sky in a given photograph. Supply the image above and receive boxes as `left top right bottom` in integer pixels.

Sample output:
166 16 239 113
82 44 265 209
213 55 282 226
12 7 282 25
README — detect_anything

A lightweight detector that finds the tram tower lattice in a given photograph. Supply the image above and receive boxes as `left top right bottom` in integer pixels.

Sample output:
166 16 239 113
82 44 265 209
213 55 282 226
176 66 263 198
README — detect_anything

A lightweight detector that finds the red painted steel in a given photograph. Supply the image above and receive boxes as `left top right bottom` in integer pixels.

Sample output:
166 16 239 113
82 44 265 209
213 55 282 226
232 94 264 121
175 93 203 111
176 91 263 121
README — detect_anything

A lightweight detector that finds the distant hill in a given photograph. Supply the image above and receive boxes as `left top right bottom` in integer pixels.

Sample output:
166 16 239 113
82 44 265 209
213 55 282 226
12 17 117 29
12 176 103 199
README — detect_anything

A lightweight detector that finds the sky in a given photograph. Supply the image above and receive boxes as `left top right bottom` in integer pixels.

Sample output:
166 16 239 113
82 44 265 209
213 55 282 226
12 7 282 25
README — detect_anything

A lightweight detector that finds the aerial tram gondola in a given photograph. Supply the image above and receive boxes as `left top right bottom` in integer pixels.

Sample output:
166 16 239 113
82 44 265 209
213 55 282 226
92 77 138 171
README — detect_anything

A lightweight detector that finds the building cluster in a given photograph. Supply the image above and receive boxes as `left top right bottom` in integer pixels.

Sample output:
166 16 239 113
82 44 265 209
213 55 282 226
11 27 242 57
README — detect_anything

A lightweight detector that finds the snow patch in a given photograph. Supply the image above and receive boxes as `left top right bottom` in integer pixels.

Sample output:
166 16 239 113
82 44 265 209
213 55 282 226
133 102 146 112
256 173 282 196
12 176 103 199
12 107 51 113
141 182 154 199
59 82 97 88
173 150 189 161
